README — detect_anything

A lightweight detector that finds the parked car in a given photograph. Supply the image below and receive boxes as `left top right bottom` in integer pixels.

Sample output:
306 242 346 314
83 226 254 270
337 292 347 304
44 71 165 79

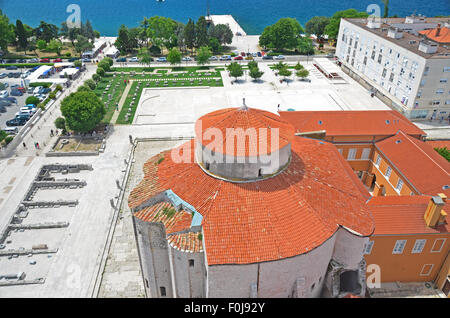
129 57 139 62
41 87 51 94
156 57 167 62
15 113 31 121
10 89 23 96
0 100 10 107
262 55 273 60
27 87 34 94
53 58 63 63
116 57 126 62
34 94 46 102
257 52 262 57
22 104 36 111
0 82 8 88
33 86 44 95
6 118 27 127
298 78 311 83
182 57 192 62
18 59 27 63
220 55 231 61
209 56 218 61
252 53 258 57
240 52 246 56
40 58 50 63
68 57 79 62
21 71 30 78
0 90 8 98
4 97 17 104
29 58 39 63
0 73 6 79
274 55 285 60
6 65 18 70
81 58 91 63
234 56 243 60
2 127 19 134
6 59 16 63
0 106 7 113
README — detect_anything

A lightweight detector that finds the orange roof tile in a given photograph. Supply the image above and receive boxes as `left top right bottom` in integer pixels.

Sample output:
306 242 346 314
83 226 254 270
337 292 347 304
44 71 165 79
129 137 375 265
368 195 449 235
279 111 425 137
426 140 450 150
134 201 192 235
195 108 295 157
168 231 204 253
376 131 450 197
419 27 450 43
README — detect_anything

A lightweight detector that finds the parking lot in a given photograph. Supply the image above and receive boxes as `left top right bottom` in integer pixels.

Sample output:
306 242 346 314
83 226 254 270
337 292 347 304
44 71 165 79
0 69 35 130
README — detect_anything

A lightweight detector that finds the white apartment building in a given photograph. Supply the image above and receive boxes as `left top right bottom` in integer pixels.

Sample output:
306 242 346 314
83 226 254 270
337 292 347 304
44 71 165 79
336 16 450 121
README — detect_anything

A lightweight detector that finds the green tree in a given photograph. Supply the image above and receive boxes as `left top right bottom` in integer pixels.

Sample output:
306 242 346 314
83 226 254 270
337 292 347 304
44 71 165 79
60 91 106 133
167 47 182 65
26 96 40 106
48 39 63 55
138 47 153 67
0 10 14 51
146 16 178 50
74 60 82 68
208 37 221 54
74 35 93 57
294 62 304 71
305 16 330 40
98 59 111 72
196 46 212 65
208 24 233 46
77 85 91 92
34 21 58 43
249 67 264 82
273 61 288 71
195 16 209 48
83 20 95 41
325 9 369 40
278 67 292 81
96 67 105 77
296 69 309 80
297 37 315 55
60 21 80 46
247 60 258 70
92 74 101 82
115 25 132 53
37 39 47 51
184 18 196 52
84 79 96 90
259 18 304 51
383 0 390 18
103 57 114 67
227 62 244 81
16 20 28 53
54 117 66 132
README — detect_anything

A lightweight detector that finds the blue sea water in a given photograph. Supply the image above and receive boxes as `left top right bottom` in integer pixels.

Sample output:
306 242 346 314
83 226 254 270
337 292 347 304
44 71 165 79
0 0 449 36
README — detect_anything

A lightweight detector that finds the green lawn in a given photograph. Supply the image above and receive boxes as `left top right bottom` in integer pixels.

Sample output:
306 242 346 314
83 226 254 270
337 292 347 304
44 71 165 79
93 74 128 124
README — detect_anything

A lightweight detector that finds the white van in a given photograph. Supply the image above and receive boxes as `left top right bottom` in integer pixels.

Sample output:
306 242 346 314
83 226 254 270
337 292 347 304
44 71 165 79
3 127 19 135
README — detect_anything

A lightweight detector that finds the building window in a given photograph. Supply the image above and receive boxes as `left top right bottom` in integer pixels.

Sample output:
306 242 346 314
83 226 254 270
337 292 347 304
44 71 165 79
436 89 444 94
160 286 166 297
396 179 404 192
431 238 446 253
440 78 448 83
363 56 367 65
311 283 316 292
420 264 434 276
189 259 195 267
363 241 374 255
393 240 407 254
385 166 392 179
375 155 381 167
444 67 450 72
412 239 426 254
361 148 371 160
389 73 394 82
347 148 357 160
371 51 376 60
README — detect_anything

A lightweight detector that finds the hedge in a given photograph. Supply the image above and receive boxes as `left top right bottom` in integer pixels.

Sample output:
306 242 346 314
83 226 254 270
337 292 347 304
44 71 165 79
29 82 52 88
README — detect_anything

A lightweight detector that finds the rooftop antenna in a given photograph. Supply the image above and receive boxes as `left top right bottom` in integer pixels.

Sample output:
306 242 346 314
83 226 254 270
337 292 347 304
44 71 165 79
240 98 248 111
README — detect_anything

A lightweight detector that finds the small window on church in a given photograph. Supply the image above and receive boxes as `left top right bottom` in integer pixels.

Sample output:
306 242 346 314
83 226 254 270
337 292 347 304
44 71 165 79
205 162 210 170
258 169 262 177
189 259 195 267
311 283 315 292
160 286 166 297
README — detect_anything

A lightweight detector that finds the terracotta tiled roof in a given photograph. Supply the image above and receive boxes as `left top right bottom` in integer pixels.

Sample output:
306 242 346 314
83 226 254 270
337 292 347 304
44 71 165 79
129 137 375 265
426 140 450 150
168 231 204 253
195 108 295 156
279 111 425 137
134 201 192 234
419 27 450 43
376 131 450 197
368 195 449 235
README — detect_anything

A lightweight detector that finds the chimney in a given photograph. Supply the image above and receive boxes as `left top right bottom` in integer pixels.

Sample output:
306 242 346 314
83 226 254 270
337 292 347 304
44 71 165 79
424 193 447 228
436 24 441 37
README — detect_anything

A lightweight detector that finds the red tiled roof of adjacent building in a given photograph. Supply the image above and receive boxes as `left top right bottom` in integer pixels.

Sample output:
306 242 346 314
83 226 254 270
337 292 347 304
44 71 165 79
426 140 450 150
419 27 450 43
168 231 204 253
129 137 375 265
376 131 450 197
196 108 295 156
368 195 449 235
279 111 425 137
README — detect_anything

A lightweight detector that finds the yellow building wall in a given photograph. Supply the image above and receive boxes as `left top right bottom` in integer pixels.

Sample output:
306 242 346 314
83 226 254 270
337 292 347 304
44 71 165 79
365 234 450 282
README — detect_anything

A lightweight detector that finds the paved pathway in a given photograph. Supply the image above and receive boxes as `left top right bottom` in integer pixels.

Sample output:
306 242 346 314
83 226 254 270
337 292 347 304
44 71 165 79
111 81 132 124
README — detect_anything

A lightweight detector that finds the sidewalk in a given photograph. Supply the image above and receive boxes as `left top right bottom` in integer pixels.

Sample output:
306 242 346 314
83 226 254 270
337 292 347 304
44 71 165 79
110 81 132 124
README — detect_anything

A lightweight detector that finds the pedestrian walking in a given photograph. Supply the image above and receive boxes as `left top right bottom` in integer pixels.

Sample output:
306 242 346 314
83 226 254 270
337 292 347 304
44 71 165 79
50 129 54 137
23 142 26 148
